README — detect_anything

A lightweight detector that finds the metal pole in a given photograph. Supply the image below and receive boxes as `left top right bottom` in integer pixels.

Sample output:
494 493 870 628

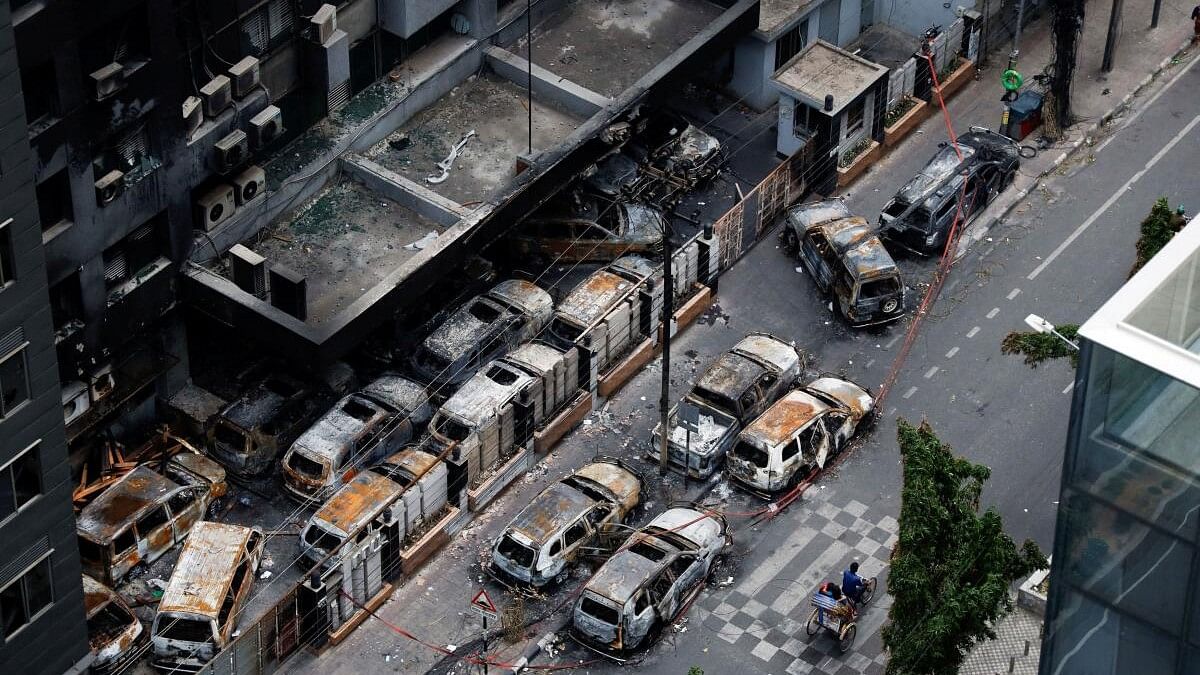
527 0 533 154
482 615 489 675
658 222 673 475
979 0 991 68
1102 0 1123 72
1009 0 1026 68
1151 0 1162 28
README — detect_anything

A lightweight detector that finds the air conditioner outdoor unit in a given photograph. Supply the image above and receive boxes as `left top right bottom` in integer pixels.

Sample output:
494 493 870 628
229 244 268 299
228 56 261 98
94 169 126 206
90 364 116 403
183 96 203 135
213 129 249 174
311 4 337 44
62 381 91 426
248 105 283 148
232 165 265 205
196 184 236 231
90 62 126 101
200 75 232 117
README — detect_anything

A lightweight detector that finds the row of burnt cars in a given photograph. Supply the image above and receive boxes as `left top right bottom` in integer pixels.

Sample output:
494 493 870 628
787 129 1021 327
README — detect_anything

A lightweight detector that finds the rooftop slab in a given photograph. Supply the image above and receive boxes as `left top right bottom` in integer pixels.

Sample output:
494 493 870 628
772 39 889 115
757 0 820 38
508 0 725 98
363 72 587 206
231 175 443 325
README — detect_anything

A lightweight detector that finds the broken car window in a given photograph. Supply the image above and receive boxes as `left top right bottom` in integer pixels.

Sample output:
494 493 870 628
732 440 769 468
287 452 327 479
341 398 377 423
303 526 342 552
213 423 246 450
629 540 668 562
468 301 502 323
113 529 136 555
138 506 170 533
434 415 471 442
564 521 588 548
859 277 900 299
582 597 621 624
159 617 213 643
485 365 519 386
497 535 536 568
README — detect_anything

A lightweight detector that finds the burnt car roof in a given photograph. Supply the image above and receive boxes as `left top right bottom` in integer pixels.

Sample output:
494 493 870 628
158 522 257 616
490 280 553 318
82 574 119 618
741 389 829 447
219 375 307 431
376 448 441 479
894 130 1018 208
644 507 725 549
313 472 404 536
555 257 657 330
510 481 595 546
842 236 900 281
294 376 428 462
586 153 640 196
733 333 800 372
439 361 536 427
672 125 721 163
423 282 552 361
695 352 769 400
584 547 667 604
573 461 641 504
78 467 180 543
805 377 874 419
787 199 853 230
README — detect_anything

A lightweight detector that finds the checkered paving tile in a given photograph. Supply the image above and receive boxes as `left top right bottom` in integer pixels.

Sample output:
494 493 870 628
696 489 897 675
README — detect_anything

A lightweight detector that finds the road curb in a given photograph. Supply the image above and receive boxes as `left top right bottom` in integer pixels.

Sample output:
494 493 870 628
508 616 569 673
955 38 1196 261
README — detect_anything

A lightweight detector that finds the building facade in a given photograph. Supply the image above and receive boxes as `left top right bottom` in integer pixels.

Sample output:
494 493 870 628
1040 216 1200 674
0 2 90 673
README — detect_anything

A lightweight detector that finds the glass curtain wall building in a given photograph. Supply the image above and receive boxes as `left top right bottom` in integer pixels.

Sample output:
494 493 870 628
1040 216 1200 674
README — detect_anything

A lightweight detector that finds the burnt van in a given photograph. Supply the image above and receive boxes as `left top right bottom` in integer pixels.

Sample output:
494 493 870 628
206 373 320 478
151 522 264 672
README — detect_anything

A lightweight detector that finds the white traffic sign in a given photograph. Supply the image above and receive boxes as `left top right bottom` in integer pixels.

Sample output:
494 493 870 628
470 588 498 620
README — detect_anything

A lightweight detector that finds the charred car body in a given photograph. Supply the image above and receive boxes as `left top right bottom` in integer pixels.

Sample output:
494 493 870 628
150 522 264 673
572 506 729 656
785 199 905 326
83 575 145 675
727 377 875 494
206 373 324 478
408 280 553 388
490 458 642 588
299 449 448 566
653 333 801 478
77 454 227 586
512 199 666 264
879 129 1019 255
282 374 431 503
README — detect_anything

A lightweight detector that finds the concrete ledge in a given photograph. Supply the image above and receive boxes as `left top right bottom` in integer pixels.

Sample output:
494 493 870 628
343 154 469 226
534 391 593 453
938 59 976 100
401 506 459 575
468 447 533 512
484 45 613 118
328 582 393 646
599 338 656 399
1017 558 1051 617
674 285 714 329
884 98 930 148
837 140 883 188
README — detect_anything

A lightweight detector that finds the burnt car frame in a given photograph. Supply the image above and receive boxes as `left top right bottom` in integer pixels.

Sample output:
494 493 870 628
206 372 324 479
785 199 906 326
726 376 876 494
84 574 146 675
878 128 1019 255
571 505 730 657
511 199 666 264
408 279 553 388
490 458 642 589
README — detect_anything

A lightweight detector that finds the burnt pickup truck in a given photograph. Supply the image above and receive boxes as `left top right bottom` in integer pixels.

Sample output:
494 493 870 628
784 199 905 326
878 128 1019 255
651 333 802 478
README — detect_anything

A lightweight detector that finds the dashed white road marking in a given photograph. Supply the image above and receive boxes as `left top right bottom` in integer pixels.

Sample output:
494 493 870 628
866 359 876 368
967 326 981 338
986 307 1000 319
1063 382 1075 395
885 335 901 349
903 386 918 399
945 347 959 358
924 366 939 379
1007 288 1021 300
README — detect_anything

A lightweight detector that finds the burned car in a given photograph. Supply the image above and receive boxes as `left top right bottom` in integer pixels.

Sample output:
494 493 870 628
281 374 431 503
653 333 801 478
77 454 227 586
490 458 642 588
785 199 905 326
83 575 145 675
151 522 264 672
879 128 1019 255
206 372 323 478
631 110 722 183
727 376 876 494
572 505 729 655
511 199 665 263
409 279 553 388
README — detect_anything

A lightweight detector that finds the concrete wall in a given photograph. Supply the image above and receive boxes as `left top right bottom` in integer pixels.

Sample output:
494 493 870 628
380 0 461 39
0 5 89 674
884 0 969 37
484 46 611 118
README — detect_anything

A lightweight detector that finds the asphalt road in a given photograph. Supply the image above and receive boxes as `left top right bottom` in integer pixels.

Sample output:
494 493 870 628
284 47 1200 675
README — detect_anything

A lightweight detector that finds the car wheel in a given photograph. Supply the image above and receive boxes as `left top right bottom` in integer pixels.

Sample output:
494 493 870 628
881 298 900 314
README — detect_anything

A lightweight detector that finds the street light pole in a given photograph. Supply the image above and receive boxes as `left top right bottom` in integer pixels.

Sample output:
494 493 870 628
658 221 673 475
1024 313 1079 351
1102 0 1124 72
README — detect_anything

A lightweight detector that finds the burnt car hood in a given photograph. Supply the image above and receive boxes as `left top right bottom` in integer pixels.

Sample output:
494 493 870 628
586 153 640 197
671 126 720 166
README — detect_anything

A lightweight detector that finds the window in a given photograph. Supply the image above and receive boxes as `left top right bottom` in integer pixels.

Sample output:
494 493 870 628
732 440 769 468
287 452 326 479
102 220 164 290
798 421 825 451
468 301 502 324
0 443 42 521
0 221 13 289
859 277 901 299
563 521 588 548
669 554 695 578
774 20 808 71
781 439 800 462
21 61 57 126
0 345 30 418
158 617 214 643
49 274 83 331
168 489 197 514
241 0 295 57
792 104 818 139
36 169 73 233
112 529 136 555
1 556 53 638
844 97 866 136
341 398 377 423
581 596 620 624
137 506 170 533
634 591 651 614
548 539 562 557
485 365 518 386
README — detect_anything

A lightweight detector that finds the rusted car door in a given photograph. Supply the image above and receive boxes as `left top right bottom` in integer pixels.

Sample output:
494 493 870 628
628 590 657 647
823 410 853 449
136 505 176 563
110 528 140 582
560 518 593 563
669 553 703 598
801 417 835 469
166 488 204 542
800 230 834 292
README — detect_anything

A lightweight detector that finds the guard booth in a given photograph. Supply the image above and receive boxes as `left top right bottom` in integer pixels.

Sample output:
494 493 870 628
771 40 889 195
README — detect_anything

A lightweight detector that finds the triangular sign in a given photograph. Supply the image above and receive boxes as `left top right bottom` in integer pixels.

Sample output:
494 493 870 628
471 588 497 614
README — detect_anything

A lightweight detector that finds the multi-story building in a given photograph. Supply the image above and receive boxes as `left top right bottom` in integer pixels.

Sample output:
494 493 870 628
1040 216 1200 673
0 3 90 673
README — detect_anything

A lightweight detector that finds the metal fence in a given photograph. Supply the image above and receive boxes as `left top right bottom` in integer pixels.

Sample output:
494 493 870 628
711 146 809 267
885 18 967 113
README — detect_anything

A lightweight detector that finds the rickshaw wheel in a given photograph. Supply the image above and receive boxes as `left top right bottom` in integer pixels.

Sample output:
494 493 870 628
839 623 857 653
805 608 821 636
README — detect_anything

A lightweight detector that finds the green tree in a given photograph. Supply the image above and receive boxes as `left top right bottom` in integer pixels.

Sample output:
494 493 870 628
1001 323 1079 367
882 420 1047 675
1132 197 1185 275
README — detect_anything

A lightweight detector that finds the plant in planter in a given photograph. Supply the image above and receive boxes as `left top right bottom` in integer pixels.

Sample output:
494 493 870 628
938 55 963 82
884 97 917 128
838 138 873 168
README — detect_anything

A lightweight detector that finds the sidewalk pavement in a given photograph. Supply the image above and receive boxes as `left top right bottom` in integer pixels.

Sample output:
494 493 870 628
960 596 1044 675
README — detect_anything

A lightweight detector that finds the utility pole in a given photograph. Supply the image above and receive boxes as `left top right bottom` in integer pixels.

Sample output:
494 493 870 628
1151 0 1162 28
1102 0 1124 72
658 221 673 475
526 0 533 153
1010 0 1026 68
